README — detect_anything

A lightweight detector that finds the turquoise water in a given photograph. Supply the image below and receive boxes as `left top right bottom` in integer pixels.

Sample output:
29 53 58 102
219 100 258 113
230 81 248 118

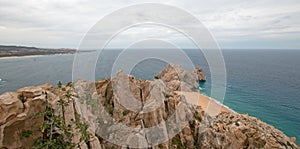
195 50 300 144
0 49 299 144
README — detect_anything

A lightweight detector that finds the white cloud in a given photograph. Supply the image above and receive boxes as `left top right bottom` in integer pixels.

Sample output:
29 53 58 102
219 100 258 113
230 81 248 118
0 0 299 49
0 26 6 30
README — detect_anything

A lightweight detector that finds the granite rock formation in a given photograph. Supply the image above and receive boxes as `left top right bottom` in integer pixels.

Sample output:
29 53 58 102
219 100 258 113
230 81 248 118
194 66 206 82
0 64 298 149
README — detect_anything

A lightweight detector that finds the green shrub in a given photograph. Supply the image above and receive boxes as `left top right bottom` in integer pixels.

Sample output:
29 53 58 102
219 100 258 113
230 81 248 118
31 82 91 148
21 130 33 138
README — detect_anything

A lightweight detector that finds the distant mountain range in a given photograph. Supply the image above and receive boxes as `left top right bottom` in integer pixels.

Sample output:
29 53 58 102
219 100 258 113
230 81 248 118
0 45 76 58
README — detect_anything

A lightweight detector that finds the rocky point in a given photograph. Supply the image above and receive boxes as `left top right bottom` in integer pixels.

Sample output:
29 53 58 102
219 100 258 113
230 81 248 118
0 64 298 149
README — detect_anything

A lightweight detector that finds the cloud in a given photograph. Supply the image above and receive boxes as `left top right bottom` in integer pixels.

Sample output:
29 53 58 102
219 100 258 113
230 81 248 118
0 26 6 30
0 0 299 49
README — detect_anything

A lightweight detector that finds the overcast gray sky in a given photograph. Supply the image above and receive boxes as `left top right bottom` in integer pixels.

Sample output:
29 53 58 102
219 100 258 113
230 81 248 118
0 0 300 49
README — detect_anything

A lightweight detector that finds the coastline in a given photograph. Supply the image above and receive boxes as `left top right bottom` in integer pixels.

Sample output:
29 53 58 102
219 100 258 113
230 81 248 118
0 55 45 59
0 45 77 59
0 65 299 148
1 81 298 148
0 53 74 60
176 91 234 116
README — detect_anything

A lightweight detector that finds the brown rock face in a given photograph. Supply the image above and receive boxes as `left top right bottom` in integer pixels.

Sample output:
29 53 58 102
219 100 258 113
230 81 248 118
0 86 46 148
0 92 24 125
155 64 200 92
0 83 102 148
0 64 298 149
197 113 299 149
194 66 206 82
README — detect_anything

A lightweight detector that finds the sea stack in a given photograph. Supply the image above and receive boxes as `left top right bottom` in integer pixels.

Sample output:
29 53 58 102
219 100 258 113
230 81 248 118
194 66 206 82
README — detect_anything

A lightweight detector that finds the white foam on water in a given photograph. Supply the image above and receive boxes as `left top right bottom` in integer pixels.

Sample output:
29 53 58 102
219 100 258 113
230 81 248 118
200 93 236 113
199 86 205 91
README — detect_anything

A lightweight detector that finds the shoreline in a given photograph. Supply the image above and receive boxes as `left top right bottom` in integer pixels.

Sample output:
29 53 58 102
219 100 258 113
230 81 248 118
0 50 96 60
176 91 234 116
0 55 45 59
0 53 74 60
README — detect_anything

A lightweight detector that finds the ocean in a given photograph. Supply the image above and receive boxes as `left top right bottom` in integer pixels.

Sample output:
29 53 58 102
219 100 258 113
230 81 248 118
0 49 299 144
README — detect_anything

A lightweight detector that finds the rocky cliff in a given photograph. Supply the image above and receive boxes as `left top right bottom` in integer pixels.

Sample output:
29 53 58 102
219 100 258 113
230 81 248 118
0 64 298 149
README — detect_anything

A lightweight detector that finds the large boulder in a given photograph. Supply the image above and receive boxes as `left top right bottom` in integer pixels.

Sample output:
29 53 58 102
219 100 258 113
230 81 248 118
0 86 47 148
155 64 200 92
0 92 23 125
194 66 206 82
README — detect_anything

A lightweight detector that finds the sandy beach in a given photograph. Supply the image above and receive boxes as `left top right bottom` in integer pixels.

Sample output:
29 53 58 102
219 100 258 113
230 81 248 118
0 55 44 59
0 53 76 60
176 91 233 116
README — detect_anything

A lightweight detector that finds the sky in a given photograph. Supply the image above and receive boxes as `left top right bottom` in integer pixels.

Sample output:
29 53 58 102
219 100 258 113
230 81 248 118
0 0 300 49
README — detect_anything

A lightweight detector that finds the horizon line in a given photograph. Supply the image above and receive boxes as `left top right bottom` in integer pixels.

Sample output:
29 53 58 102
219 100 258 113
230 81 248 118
1 44 300 51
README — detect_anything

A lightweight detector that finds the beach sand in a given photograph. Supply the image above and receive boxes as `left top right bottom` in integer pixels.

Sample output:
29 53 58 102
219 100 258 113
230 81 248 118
0 55 44 60
175 91 233 116
0 53 74 60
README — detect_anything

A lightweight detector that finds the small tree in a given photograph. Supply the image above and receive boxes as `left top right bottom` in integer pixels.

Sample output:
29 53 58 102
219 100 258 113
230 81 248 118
32 82 91 148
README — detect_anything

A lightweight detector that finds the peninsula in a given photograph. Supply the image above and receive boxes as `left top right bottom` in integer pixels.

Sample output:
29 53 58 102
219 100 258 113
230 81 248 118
0 45 76 58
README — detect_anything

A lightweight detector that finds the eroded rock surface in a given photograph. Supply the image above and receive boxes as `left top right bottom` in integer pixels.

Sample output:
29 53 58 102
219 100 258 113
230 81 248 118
0 86 46 148
155 64 200 92
194 66 206 82
198 112 299 149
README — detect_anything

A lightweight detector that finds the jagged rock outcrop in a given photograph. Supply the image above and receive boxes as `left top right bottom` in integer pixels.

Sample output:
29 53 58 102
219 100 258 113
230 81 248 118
0 64 298 149
198 112 299 148
155 64 200 92
0 83 101 149
0 86 47 148
194 66 206 82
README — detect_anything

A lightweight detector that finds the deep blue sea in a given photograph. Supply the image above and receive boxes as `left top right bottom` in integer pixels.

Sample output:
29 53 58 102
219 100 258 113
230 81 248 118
0 49 299 144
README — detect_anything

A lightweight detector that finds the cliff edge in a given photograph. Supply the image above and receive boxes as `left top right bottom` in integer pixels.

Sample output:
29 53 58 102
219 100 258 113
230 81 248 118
0 64 298 149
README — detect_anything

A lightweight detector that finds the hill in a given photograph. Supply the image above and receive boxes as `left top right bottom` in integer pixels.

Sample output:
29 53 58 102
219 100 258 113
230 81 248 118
0 45 76 58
